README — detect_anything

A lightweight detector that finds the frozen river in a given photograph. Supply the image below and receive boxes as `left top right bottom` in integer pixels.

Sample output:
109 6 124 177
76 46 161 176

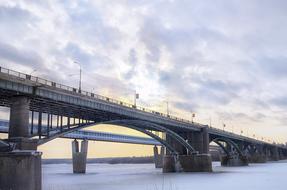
43 161 287 190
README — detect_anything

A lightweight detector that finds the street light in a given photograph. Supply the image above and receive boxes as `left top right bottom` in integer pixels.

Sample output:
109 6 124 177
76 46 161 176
134 91 139 107
69 61 82 92
191 112 195 123
164 101 169 116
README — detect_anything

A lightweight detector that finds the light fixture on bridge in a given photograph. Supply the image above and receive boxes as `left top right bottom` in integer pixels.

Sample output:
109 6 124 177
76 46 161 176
68 61 82 93
134 91 139 107
191 112 195 123
165 101 169 116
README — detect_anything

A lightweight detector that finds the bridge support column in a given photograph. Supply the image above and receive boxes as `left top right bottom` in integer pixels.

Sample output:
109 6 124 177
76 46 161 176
0 151 42 190
190 127 209 154
9 96 30 139
178 154 212 172
248 145 267 163
163 127 212 173
221 155 248 167
1 96 42 189
249 153 267 163
7 96 38 150
162 155 177 173
72 139 88 173
278 149 285 160
182 127 212 172
269 146 279 161
153 146 164 168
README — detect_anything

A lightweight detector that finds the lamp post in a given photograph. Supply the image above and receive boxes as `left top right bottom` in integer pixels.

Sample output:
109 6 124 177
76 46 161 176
75 61 82 92
69 61 82 92
134 91 139 107
191 112 195 123
165 101 169 115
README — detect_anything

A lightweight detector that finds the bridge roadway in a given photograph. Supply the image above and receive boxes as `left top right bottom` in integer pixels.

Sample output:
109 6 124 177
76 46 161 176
0 66 287 190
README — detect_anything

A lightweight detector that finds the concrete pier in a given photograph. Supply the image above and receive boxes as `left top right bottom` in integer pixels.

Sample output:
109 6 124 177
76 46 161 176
248 153 267 163
163 154 212 173
190 127 209 154
9 96 30 138
72 139 88 173
0 151 42 190
178 154 212 172
221 155 248 167
269 147 279 161
153 146 164 168
162 155 176 173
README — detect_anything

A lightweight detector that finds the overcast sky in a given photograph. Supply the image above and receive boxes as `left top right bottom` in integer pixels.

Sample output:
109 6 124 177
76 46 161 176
1 0 287 144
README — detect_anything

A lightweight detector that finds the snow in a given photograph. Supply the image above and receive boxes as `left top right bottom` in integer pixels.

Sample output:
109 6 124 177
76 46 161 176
43 161 287 190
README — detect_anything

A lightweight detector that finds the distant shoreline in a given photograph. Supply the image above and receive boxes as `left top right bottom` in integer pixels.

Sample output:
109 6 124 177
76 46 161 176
43 156 154 164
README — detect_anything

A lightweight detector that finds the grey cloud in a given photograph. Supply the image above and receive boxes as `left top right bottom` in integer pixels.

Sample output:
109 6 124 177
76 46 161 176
257 56 287 78
270 96 287 109
123 49 138 80
61 1 123 49
217 111 267 123
0 5 31 22
0 42 44 69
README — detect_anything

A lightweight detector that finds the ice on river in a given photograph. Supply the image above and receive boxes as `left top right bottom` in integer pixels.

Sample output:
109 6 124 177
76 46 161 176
43 161 287 190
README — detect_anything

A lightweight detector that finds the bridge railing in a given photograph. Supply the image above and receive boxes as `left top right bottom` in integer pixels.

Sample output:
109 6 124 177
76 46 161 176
0 66 205 128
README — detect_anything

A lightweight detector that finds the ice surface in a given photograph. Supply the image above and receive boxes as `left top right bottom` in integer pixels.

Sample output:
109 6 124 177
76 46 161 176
43 161 287 190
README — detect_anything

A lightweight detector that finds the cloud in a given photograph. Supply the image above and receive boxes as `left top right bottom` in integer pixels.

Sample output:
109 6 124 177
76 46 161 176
0 42 44 69
0 0 287 142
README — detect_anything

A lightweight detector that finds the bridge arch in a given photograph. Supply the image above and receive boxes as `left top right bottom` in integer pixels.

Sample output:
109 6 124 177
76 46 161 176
210 137 244 157
37 120 185 154
100 120 196 154
107 124 178 154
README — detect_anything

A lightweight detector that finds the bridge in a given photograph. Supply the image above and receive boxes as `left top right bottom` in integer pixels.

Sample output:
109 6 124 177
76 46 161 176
0 66 286 190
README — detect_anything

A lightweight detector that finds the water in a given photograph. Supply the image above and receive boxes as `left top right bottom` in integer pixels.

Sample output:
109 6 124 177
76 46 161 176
43 161 287 190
